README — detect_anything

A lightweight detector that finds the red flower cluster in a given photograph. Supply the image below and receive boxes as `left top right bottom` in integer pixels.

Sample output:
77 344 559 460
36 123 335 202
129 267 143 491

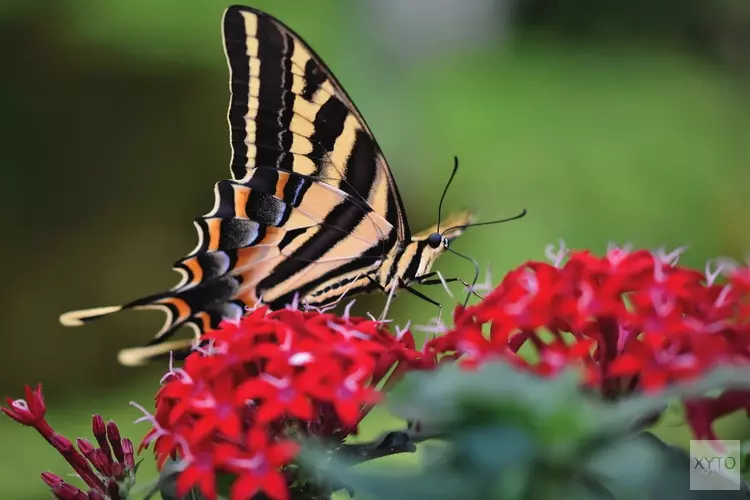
2 385 136 500
137 304 433 500
431 243 750 438
8 243 750 500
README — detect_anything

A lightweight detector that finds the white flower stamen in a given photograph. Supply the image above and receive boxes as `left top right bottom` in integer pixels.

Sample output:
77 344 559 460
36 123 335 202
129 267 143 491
654 245 689 267
715 284 732 308
284 293 301 311
704 257 738 286
395 321 411 341
651 253 667 283
328 321 371 341
367 312 393 323
650 288 675 317
226 454 265 471
606 242 633 268
435 271 453 298
520 269 539 294
288 352 314 365
544 239 568 267
160 351 193 385
466 267 493 294
577 281 594 313
414 317 447 335
342 299 356 321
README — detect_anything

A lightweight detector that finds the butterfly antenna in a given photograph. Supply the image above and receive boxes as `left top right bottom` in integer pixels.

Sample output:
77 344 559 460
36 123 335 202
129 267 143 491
447 247 481 307
443 208 527 235
436 156 460 233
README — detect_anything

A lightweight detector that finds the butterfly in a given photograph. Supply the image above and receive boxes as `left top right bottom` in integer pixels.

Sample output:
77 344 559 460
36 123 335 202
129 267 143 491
59 5 484 366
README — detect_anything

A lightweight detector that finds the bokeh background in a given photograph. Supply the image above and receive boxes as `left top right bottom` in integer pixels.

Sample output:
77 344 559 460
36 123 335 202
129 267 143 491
1 0 749 497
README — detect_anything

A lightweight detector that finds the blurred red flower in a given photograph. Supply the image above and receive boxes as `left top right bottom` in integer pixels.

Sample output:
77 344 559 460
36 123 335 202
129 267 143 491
430 243 750 438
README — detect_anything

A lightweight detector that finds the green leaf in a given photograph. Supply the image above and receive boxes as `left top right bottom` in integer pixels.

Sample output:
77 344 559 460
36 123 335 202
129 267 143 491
636 432 750 499
452 425 537 475
580 432 667 499
388 362 587 430
301 362 750 499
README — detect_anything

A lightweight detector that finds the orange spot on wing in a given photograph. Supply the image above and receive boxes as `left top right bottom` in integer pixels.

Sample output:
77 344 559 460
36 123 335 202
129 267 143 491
159 297 191 323
194 311 212 332
206 218 222 251
182 257 204 285
275 172 290 200
233 185 250 219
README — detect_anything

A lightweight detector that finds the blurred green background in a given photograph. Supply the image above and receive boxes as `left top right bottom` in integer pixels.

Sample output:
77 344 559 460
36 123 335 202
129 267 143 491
1 0 749 497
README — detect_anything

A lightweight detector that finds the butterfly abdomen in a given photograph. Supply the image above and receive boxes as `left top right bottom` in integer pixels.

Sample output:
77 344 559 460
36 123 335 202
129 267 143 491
376 240 430 289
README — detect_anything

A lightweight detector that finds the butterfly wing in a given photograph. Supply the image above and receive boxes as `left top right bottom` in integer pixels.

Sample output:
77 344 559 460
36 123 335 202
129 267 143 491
60 6 411 364
223 6 409 237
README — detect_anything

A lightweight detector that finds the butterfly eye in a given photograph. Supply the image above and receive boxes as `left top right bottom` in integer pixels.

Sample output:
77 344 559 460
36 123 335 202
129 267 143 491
427 232 443 249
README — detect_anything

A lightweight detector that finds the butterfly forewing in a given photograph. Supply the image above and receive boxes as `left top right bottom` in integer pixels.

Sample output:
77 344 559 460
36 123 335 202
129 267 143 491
223 7 408 237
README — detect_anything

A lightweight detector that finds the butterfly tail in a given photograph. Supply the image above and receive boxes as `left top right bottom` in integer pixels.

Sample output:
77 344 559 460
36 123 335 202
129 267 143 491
59 274 251 365
116 338 196 366
59 289 193 337
58 291 195 365
59 305 124 327
117 281 248 365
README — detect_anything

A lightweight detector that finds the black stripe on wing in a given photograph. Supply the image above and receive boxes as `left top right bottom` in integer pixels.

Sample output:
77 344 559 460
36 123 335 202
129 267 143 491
254 117 392 302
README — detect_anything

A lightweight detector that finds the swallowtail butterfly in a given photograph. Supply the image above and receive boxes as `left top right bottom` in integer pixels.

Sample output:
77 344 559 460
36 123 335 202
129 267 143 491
60 5 478 365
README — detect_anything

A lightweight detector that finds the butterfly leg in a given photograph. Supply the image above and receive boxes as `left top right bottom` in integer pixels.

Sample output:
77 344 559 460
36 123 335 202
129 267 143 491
362 275 443 322
403 285 443 322
415 273 484 300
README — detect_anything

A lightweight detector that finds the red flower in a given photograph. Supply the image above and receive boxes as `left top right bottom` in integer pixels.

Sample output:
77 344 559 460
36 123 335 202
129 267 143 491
431 243 750 437
306 362 382 427
2 384 47 428
234 370 316 424
136 304 430 500
227 428 299 500
173 442 237 499
685 390 750 440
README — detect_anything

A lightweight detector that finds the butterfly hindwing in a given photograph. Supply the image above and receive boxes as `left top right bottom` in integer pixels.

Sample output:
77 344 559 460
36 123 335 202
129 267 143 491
134 167 394 338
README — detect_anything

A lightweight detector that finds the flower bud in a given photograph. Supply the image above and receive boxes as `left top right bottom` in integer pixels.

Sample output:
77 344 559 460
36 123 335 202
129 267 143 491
91 414 112 460
51 482 86 500
76 438 95 456
40 472 64 488
106 421 124 463
121 438 135 469
87 490 106 500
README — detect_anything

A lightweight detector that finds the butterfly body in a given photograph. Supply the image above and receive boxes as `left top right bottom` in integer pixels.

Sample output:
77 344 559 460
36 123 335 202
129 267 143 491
60 5 474 365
